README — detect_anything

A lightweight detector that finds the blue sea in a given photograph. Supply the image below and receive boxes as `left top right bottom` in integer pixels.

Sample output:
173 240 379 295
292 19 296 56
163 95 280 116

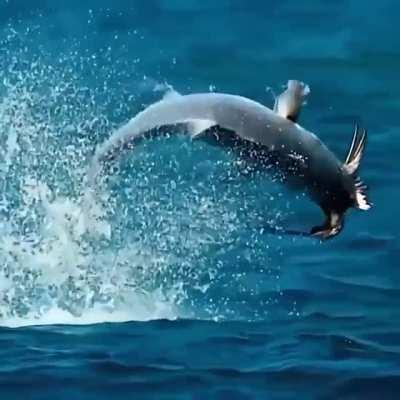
0 1 399 399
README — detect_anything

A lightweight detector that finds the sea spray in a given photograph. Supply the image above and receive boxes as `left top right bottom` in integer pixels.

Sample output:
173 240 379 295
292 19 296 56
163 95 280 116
0 28 285 327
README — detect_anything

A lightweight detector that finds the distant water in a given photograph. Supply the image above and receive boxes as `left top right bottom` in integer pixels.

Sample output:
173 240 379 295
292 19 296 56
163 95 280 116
0 1 399 399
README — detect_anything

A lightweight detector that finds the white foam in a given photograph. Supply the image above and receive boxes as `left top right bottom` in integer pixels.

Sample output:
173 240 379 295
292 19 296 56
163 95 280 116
0 42 189 328
1 287 180 328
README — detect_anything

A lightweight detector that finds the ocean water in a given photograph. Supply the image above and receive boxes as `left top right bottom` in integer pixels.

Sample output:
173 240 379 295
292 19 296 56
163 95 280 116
0 0 399 399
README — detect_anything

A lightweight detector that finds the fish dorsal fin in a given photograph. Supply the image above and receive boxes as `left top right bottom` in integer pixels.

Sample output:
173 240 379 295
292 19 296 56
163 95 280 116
162 88 182 101
274 80 310 122
187 119 217 138
343 124 367 175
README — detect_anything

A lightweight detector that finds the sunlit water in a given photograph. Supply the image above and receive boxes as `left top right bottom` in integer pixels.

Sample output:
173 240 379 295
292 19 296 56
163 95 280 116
1 1 400 399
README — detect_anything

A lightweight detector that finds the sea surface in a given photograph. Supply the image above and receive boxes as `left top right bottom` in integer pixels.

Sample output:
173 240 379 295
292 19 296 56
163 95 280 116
0 1 399 399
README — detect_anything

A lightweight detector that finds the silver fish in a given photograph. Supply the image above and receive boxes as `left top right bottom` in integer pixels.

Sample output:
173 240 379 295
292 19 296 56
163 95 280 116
88 81 371 239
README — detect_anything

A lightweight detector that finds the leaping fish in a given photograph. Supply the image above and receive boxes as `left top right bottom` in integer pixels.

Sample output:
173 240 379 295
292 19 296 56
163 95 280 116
88 80 371 239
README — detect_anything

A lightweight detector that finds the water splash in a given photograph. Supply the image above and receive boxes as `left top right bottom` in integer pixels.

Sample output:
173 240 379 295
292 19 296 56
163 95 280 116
0 28 285 328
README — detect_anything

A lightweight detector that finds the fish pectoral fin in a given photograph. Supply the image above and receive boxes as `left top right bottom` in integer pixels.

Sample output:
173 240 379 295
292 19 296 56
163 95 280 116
310 210 344 240
187 119 217 138
343 124 367 175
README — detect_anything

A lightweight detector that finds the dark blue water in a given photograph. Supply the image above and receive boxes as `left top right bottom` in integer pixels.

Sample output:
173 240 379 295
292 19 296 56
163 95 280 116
0 1 399 399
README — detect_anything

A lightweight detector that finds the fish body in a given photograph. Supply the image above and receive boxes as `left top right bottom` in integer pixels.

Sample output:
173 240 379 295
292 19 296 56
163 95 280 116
89 82 370 239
